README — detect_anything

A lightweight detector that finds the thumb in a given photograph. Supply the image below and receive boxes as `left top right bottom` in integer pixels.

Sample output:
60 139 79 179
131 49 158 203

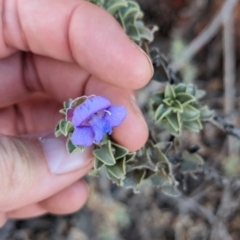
0 133 93 212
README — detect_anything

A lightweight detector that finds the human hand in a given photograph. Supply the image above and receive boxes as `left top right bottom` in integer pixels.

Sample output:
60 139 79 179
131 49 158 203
0 0 153 226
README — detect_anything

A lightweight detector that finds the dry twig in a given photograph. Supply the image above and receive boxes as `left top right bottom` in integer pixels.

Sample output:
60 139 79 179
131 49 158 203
212 116 240 140
223 2 237 155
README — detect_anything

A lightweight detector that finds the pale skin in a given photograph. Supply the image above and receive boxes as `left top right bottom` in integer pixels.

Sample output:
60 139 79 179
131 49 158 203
0 0 153 225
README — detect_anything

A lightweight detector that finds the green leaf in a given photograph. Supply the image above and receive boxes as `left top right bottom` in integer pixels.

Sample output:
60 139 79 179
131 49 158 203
185 84 196 96
59 109 66 115
183 119 203 132
166 112 181 132
176 93 195 105
164 85 176 99
121 169 146 189
138 27 154 42
162 184 180 197
106 0 128 15
93 141 116 166
66 138 78 154
106 169 121 185
59 120 74 136
150 169 171 186
150 93 164 112
181 105 200 121
116 12 126 31
94 158 104 170
70 96 88 108
123 0 140 19
154 142 172 153
135 20 144 27
152 92 165 105
134 11 144 21
129 150 156 171
126 25 140 41
162 120 181 136
200 106 214 121
112 142 129 159
59 119 67 135
174 83 186 94
107 158 126 179
171 100 183 112
195 90 206 99
127 1 140 11
148 146 169 166
154 104 172 121
162 98 173 107
180 151 204 172
88 169 98 177
63 101 71 109
54 122 62 137
125 152 136 162
121 3 138 20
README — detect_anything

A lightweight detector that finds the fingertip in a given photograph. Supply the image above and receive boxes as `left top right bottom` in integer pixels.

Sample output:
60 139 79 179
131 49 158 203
127 43 154 90
85 79 149 152
70 1 153 90
112 114 149 152
112 94 149 151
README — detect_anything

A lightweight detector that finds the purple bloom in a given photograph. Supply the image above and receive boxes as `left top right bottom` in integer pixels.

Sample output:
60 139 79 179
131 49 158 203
67 96 127 147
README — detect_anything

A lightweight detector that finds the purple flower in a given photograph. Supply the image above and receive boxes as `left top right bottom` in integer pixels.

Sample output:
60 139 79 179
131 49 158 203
66 96 126 147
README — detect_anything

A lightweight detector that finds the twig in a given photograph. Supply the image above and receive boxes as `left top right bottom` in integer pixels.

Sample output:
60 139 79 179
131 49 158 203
223 3 237 155
212 116 240 139
171 0 239 71
223 8 236 115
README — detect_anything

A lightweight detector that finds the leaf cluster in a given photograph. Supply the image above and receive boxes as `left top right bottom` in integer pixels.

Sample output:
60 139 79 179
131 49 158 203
150 83 214 136
93 139 180 196
89 0 157 45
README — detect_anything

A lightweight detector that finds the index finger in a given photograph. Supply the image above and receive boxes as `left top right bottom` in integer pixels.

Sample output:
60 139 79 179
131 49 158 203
2 0 153 89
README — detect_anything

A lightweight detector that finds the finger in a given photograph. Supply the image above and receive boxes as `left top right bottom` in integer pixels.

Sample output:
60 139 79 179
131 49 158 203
0 53 89 108
0 94 62 135
85 77 148 151
0 133 93 212
15 94 62 134
39 180 88 214
7 204 47 219
3 0 152 89
7 180 88 218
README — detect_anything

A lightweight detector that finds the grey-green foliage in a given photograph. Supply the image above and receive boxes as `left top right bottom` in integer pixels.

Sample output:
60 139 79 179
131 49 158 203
150 83 214 136
89 0 157 46
93 139 179 196
180 150 204 173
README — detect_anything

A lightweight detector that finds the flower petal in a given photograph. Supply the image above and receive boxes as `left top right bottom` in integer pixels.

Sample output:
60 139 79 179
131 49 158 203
104 106 127 127
71 126 94 147
72 96 111 127
89 115 112 143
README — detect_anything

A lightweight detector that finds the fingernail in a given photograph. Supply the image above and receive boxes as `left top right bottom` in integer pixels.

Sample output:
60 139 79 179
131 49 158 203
130 95 148 129
132 42 154 76
39 133 93 175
